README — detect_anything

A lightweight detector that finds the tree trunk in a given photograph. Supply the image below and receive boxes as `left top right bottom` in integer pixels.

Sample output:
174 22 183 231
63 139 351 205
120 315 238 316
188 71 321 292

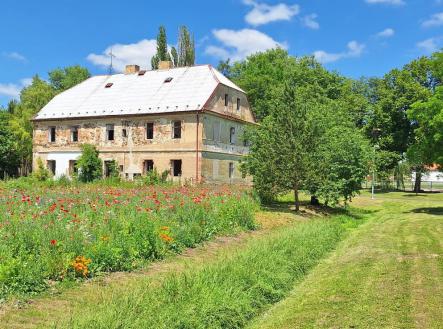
294 184 300 212
414 169 422 194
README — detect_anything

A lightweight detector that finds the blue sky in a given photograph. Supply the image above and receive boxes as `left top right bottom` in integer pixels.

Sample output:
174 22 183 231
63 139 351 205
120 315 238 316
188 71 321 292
1 0 442 105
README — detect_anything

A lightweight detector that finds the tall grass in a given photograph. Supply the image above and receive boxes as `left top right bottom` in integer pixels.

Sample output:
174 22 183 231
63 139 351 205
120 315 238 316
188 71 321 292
63 213 366 329
0 183 257 299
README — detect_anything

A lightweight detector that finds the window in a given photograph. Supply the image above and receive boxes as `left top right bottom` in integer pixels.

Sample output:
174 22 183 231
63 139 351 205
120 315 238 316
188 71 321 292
237 98 241 111
146 122 154 140
138 70 147 76
47 160 56 175
172 120 181 139
105 83 113 88
119 165 124 172
69 160 78 175
144 160 154 174
229 162 234 179
213 121 220 141
164 77 173 83
71 126 79 142
106 124 114 141
122 128 127 138
171 160 182 177
224 94 229 107
104 161 113 178
48 127 56 143
230 127 236 144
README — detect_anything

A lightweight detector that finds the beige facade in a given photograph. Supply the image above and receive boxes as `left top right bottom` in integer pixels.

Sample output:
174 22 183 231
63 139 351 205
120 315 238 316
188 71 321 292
32 84 256 183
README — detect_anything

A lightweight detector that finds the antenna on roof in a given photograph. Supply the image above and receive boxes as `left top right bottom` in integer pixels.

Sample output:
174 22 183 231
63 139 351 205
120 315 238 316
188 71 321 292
108 48 116 75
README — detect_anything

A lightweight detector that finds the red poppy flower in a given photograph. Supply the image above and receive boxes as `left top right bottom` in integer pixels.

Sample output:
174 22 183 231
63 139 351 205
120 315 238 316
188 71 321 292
50 239 57 246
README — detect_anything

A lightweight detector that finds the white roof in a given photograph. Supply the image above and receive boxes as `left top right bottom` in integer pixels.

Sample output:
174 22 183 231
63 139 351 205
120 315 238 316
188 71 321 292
34 65 245 120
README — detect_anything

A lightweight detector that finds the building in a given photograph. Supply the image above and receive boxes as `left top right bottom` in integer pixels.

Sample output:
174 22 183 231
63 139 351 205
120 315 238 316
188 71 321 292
32 62 256 183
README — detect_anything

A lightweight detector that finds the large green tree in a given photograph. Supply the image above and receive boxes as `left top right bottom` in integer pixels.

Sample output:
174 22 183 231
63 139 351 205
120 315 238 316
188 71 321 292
407 52 443 185
151 26 171 69
0 112 20 178
49 65 90 92
177 26 195 67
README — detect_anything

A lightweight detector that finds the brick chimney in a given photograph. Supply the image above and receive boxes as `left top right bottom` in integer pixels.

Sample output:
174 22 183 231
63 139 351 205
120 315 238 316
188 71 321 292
158 61 173 70
125 65 140 74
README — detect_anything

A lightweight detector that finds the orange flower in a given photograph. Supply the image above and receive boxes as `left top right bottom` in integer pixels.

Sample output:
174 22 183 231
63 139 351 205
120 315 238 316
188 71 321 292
71 256 92 277
159 233 173 243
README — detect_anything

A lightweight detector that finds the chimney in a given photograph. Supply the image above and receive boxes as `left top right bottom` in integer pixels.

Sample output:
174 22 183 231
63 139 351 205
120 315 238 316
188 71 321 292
158 61 173 70
125 64 140 74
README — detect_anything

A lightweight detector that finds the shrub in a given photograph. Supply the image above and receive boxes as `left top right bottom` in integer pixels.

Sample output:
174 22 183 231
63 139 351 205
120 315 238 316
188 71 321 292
145 168 170 185
32 157 52 181
76 144 102 182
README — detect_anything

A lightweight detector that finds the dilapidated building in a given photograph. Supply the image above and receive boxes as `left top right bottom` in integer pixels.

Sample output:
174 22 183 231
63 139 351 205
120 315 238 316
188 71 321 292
32 62 256 183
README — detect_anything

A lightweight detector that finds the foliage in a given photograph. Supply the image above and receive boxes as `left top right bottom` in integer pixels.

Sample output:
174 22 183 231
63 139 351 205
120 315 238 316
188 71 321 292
242 74 369 208
177 25 195 67
76 144 103 182
151 25 195 69
49 65 91 92
0 184 257 298
32 157 52 181
145 168 170 185
151 26 171 69
0 111 20 178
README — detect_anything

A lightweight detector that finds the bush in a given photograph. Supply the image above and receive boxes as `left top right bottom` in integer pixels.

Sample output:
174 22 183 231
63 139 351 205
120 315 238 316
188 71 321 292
32 158 52 181
145 168 170 185
76 144 102 182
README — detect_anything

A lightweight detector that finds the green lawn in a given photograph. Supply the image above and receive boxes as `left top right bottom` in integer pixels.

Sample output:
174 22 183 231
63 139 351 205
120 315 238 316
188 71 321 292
249 191 443 329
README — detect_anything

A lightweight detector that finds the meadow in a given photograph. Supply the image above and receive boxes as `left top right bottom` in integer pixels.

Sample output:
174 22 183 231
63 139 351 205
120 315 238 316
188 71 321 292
0 181 257 299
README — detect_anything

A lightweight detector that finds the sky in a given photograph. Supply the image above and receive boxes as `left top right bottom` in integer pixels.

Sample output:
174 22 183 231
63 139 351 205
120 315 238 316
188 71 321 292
1 0 442 105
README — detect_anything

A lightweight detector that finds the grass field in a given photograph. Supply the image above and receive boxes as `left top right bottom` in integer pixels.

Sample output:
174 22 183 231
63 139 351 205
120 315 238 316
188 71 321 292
0 190 442 328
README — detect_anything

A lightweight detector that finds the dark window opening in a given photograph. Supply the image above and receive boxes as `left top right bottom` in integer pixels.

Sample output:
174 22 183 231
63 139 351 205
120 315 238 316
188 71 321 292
71 126 79 142
144 160 154 174
47 160 56 175
164 77 173 83
173 121 181 139
122 128 127 138
171 160 182 177
229 162 234 179
146 122 154 139
119 165 124 172
224 94 229 107
230 127 236 144
138 70 147 76
237 98 241 111
105 83 113 88
49 127 56 143
104 161 113 178
106 124 114 141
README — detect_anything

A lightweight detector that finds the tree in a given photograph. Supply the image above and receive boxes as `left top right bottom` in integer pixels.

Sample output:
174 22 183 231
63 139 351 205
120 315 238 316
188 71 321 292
407 53 443 178
217 59 232 78
177 26 195 67
0 112 20 178
49 65 90 92
76 144 103 182
151 26 171 69
364 57 434 188
171 46 179 67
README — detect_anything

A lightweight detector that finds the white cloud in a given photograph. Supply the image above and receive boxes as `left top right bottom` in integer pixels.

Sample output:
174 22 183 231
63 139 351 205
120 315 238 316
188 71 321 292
301 14 320 30
376 28 395 37
314 41 365 64
87 39 158 72
205 28 287 61
365 0 405 5
243 0 300 26
422 12 443 28
2 51 28 63
0 78 32 99
417 37 442 53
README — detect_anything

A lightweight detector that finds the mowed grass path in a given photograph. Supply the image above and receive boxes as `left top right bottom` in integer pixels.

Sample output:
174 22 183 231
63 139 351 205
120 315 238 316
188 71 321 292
250 192 443 329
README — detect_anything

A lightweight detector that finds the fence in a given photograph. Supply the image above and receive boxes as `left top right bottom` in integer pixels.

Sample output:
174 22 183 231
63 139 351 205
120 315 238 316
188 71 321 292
363 179 443 192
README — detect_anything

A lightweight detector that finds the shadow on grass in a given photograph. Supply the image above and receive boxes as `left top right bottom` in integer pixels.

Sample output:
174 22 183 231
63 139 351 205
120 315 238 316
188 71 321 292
261 200 376 220
409 207 443 216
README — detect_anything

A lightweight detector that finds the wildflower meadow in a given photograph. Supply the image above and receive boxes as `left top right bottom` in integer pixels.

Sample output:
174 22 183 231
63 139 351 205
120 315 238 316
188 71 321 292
0 183 257 299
